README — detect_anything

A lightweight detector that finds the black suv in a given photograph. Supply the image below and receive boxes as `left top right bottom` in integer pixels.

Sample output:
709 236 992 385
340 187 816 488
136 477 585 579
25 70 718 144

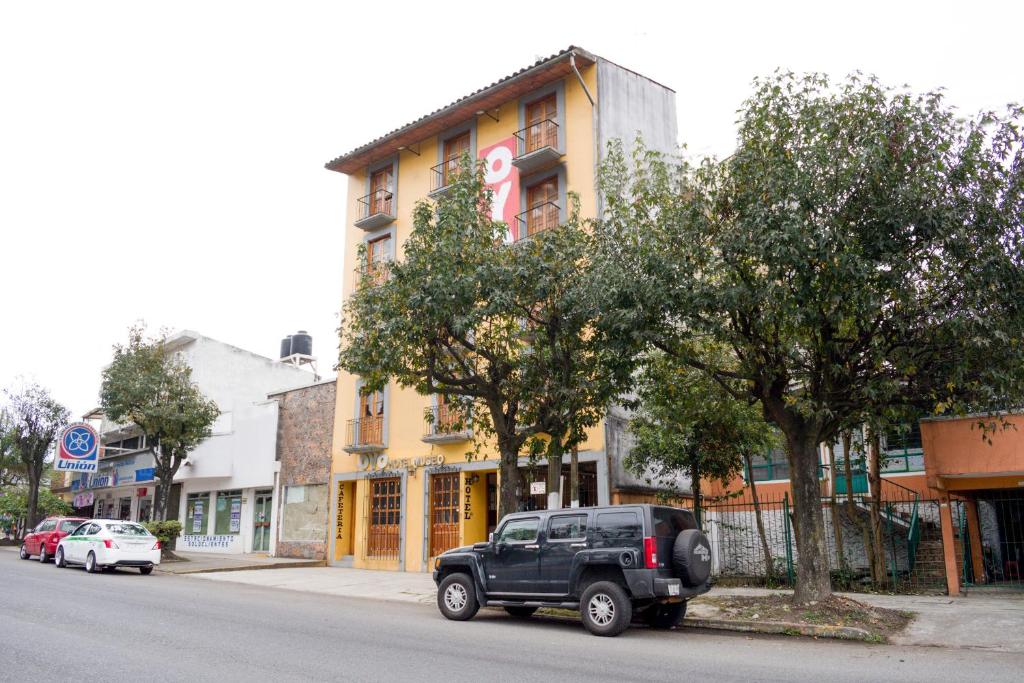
432 504 712 636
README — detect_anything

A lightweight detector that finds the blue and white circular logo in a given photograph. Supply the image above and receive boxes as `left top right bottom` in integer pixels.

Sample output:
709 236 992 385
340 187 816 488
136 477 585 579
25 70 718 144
62 426 97 459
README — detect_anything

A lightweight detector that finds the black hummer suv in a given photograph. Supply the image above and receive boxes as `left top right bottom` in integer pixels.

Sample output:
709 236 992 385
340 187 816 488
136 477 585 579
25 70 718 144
432 504 712 637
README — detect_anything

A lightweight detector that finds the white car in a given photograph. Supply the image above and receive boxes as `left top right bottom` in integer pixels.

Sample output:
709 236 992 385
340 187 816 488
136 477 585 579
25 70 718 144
55 519 161 575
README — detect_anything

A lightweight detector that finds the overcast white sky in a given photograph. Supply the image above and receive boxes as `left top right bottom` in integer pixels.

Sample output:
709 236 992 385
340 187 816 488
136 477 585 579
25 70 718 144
1 0 1020 417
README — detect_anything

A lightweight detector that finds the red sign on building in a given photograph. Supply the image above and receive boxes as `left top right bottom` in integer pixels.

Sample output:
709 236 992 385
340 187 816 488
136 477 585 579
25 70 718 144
478 137 520 241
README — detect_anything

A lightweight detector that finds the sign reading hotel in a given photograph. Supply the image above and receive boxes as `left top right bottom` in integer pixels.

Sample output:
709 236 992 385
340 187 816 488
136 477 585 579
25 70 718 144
54 423 100 473
478 136 520 242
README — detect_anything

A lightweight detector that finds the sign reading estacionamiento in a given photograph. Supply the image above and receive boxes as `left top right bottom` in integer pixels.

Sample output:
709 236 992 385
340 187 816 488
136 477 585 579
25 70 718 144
54 422 100 473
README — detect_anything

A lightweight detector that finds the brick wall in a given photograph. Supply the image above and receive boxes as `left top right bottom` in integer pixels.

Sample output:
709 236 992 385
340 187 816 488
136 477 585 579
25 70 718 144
274 379 336 560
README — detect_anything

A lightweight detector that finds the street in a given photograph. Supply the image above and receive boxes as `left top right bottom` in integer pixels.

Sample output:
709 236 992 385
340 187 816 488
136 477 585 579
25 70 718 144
2 550 1021 682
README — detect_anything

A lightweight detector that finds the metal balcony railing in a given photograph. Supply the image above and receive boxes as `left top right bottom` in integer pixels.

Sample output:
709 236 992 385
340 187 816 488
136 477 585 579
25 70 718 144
356 189 394 221
423 404 469 440
514 202 560 240
345 416 384 450
514 118 559 155
430 156 470 194
354 261 391 288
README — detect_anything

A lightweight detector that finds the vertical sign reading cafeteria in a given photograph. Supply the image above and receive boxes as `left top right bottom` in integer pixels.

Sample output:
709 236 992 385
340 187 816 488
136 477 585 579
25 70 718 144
54 423 100 473
479 137 520 241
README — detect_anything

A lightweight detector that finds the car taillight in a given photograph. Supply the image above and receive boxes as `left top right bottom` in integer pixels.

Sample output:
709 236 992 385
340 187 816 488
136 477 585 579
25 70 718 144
103 539 119 549
152 541 161 550
643 536 659 568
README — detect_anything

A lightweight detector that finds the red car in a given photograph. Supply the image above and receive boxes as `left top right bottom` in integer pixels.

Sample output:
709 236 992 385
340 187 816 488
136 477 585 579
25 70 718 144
20 517 88 563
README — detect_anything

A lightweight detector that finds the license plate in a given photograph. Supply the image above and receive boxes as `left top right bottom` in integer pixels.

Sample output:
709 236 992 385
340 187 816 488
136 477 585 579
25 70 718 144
668 584 680 596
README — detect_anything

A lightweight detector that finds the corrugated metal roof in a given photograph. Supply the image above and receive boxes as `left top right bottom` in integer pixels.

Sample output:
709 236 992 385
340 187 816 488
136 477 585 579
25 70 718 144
325 46 595 174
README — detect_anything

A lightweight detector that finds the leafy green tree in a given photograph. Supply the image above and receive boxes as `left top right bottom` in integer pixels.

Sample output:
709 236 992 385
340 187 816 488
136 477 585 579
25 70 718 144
626 350 776 526
517 214 634 508
0 486 73 538
101 326 219 521
4 382 69 528
0 409 25 489
597 73 1024 602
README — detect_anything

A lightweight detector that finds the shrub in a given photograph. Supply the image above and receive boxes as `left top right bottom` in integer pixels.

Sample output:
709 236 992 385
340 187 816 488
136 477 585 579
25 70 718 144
144 520 182 552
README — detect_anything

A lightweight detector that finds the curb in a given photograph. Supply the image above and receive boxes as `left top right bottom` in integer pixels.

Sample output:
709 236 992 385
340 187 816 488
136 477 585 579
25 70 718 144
683 617 876 641
158 560 326 575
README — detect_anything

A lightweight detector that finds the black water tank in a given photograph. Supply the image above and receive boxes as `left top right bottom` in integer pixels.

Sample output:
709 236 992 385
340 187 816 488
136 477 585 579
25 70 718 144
290 330 312 356
279 336 293 359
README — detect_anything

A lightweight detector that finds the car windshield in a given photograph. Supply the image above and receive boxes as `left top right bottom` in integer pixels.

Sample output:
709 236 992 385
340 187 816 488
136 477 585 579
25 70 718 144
107 523 150 536
59 520 83 533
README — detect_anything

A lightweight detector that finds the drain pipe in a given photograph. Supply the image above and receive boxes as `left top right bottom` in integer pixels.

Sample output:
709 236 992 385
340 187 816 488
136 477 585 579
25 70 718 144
570 52 595 106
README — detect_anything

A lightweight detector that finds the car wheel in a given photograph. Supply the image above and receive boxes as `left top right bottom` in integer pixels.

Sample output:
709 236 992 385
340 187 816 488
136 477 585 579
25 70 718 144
437 573 479 621
38 545 49 563
140 566 153 575
55 547 66 568
504 606 538 618
85 551 99 573
19 544 29 560
580 581 632 637
645 601 687 629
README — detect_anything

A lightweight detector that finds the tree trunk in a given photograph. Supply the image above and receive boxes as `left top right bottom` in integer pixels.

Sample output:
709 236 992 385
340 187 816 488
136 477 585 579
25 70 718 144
25 463 42 528
690 455 702 528
497 439 524 520
569 445 579 508
867 430 887 587
783 429 832 604
546 439 563 511
745 452 775 583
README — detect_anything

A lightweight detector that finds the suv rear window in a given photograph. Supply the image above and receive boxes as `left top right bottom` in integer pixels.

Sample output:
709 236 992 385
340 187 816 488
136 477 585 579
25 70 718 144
548 515 587 540
594 511 641 544
652 507 697 537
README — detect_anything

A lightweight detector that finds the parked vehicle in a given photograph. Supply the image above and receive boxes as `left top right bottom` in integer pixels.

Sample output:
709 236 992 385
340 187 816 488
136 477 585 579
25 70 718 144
433 504 712 636
55 519 161 575
19 517 88 563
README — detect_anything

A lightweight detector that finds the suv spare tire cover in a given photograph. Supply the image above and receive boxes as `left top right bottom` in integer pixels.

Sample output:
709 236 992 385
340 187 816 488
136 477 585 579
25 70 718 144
672 529 712 587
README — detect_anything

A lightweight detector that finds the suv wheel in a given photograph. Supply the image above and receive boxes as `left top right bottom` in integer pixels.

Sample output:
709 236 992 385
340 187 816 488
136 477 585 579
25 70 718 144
437 573 479 621
504 606 538 618
580 581 632 637
646 601 687 629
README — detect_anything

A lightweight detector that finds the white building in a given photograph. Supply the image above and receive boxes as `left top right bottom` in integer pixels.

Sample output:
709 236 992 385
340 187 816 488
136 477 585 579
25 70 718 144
71 330 315 555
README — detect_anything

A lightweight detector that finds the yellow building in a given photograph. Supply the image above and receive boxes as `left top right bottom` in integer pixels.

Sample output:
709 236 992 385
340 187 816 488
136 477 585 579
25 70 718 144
325 47 681 571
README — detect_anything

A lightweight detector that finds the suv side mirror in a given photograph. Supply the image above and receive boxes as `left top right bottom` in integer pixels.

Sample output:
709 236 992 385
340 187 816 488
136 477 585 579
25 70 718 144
488 532 494 544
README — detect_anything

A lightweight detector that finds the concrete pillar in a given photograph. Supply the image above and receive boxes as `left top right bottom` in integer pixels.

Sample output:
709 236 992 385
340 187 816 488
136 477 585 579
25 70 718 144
938 496 961 596
965 498 986 585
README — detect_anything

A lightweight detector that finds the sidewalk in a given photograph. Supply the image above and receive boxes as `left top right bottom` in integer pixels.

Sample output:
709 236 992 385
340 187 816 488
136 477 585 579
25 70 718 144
156 551 323 574
189 566 1024 652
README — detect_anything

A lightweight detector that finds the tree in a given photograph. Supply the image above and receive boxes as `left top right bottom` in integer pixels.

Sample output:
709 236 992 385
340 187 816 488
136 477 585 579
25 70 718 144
4 382 69 528
100 326 219 521
517 214 633 509
625 349 776 526
0 409 26 489
596 73 1024 602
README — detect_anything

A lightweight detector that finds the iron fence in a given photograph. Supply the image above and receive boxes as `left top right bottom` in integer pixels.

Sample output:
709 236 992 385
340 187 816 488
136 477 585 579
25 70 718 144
703 485 947 594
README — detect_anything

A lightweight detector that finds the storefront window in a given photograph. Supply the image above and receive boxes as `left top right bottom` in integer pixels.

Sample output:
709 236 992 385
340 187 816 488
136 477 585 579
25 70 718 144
215 490 243 535
186 492 211 535
281 485 327 542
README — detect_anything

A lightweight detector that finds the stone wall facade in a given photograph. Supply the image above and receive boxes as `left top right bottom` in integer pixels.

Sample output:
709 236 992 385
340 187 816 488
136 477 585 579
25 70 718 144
273 379 336 560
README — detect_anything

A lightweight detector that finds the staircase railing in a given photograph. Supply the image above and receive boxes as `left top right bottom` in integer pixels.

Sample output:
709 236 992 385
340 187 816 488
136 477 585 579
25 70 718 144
880 477 922 572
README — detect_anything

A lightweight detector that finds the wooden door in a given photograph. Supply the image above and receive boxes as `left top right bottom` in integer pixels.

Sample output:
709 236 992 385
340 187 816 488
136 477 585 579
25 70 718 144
358 390 384 445
442 132 470 186
369 166 393 214
367 477 401 559
525 95 557 152
430 473 460 556
526 177 559 235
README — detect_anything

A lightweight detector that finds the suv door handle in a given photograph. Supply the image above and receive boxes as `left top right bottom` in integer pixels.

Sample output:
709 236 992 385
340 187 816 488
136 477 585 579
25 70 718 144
569 543 587 548
524 544 539 549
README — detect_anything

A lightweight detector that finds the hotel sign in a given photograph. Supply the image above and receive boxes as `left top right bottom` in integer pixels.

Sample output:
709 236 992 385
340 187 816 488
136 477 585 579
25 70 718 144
478 136 520 242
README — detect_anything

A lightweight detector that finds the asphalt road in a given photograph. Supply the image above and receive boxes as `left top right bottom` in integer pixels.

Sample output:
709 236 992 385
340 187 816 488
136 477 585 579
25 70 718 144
2 548 1021 682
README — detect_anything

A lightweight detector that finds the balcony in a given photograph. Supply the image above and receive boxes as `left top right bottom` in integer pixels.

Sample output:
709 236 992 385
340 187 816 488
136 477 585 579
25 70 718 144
428 157 469 198
354 190 396 231
512 119 563 175
354 261 391 289
514 202 560 241
344 416 385 453
422 405 471 444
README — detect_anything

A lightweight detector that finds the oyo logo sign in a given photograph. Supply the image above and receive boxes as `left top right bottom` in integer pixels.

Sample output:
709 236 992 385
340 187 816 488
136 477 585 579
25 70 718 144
478 137 520 242
694 543 710 562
